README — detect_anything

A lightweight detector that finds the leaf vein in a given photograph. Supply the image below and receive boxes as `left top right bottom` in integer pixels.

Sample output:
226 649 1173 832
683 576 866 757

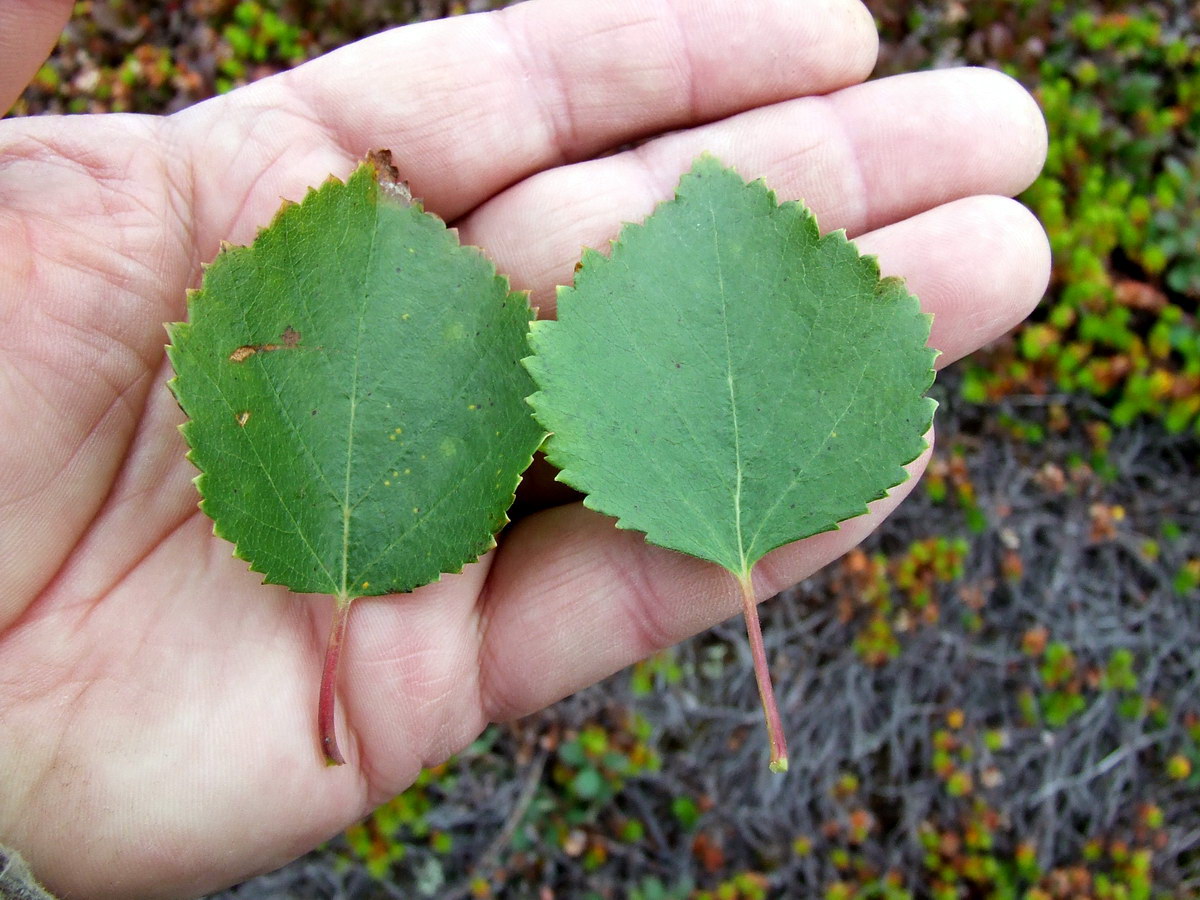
338 193 379 598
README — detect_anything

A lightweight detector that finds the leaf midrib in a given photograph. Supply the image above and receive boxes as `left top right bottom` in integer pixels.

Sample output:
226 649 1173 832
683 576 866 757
709 203 749 578
338 193 381 601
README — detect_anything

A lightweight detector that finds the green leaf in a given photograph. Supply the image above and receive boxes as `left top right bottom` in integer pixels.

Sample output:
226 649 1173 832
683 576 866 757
524 156 937 770
167 151 543 763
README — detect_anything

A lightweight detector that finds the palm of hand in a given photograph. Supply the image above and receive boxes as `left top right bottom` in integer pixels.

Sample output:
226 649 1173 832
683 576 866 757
0 3 1049 897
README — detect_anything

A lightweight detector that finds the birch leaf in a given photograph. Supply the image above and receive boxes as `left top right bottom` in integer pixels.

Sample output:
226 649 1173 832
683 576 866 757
524 156 937 771
167 151 542 764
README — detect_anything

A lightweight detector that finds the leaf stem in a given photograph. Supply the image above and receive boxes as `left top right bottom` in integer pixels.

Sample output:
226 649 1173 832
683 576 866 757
737 571 788 773
319 594 354 766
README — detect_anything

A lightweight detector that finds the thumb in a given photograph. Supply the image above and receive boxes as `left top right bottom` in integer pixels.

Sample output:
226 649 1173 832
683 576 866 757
0 0 73 115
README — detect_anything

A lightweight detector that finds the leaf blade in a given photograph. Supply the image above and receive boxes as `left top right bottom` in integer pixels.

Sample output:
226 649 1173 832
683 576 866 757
168 153 543 599
526 156 937 576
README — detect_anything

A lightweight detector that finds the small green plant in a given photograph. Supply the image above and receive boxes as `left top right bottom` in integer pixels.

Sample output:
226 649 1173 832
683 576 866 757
217 0 308 91
343 762 447 878
693 871 770 900
631 648 684 696
1038 641 1087 727
553 719 661 819
947 6 1200 433
835 537 969 667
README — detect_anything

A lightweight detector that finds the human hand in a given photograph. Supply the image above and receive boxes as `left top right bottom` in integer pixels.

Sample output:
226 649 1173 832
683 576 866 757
0 1 1049 896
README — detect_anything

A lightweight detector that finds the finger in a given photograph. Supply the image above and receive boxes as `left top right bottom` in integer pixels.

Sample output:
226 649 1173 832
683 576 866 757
856 195 1050 367
479 450 929 722
459 67 1047 310
173 0 879 239
0 0 71 114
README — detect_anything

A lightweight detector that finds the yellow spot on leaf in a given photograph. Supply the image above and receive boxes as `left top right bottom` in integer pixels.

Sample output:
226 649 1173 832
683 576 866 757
236 411 251 427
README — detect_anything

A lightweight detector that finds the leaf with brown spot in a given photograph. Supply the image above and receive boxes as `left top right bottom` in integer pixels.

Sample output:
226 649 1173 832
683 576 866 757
167 151 543 765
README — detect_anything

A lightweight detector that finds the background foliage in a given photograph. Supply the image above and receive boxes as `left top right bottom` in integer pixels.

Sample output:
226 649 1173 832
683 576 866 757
11 1 1199 897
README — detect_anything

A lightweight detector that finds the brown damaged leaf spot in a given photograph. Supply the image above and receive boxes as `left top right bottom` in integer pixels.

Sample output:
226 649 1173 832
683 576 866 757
368 148 413 205
236 411 251 427
229 326 304 362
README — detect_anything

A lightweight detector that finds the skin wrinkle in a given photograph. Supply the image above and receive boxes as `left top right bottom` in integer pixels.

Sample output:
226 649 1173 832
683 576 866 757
348 613 469 798
0 631 93 842
8 123 165 238
276 83 357 170
494 2 695 173
55 509 201 637
0 378 143 625
472 570 523 726
414 574 496 769
411 673 470 759
189 101 332 250
0 613 90 707
781 94 872 235
36 302 147 397
497 11 581 169
30 345 144 461
41 357 190 602
1 133 189 374
159 121 205 281
605 531 689 661
657 0 701 127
